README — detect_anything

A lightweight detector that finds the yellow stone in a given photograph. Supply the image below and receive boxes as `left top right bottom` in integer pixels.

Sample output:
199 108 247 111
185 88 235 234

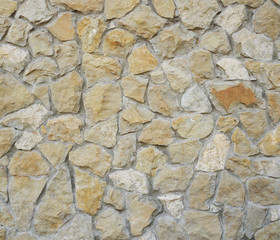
0 128 17 158
153 0 175 18
105 0 140 19
50 0 104 13
0 0 17 17
267 91 280 124
217 116 239 132
33 86 50 109
122 103 154 124
258 125 280 156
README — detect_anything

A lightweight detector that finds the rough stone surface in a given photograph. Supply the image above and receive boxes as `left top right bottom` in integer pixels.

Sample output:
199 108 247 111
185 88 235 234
226 157 256 181
50 0 104 13
0 166 8 202
252 157 280 178
0 18 11 40
0 128 17 158
155 216 185 240
105 0 140 19
267 91 280 124
15 130 43 150
259 125 280 156
158 194 184 219
153 0 175 18
0 0 17 17
217 116 239 132
255 221 280 240
223 207 244 240
103 188 125 210
28 30 53 56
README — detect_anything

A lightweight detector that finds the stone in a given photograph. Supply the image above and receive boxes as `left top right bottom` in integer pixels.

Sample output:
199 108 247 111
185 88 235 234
181 84 212 113
0 44 30 74
148 84 179 117
153 0 175 18
266 92 280 123
158 194 184 219
217 58 255 80
189 173 216 210
121 75 148 103
38 141 72 168
162 58 192 92
23 57 58 85
139 231 156 240
50 0 104 13
232 28 273 61
255 221 280 240
0 18 11 40
2 104 50 131
189 49 214 82
172 114 214 140
119 115 143 134
215 171 245 207
223 207 244 240
34 165 75 235
155 216 185 240
0 156 8 166
252 158 280 178
0 166 7 201
238 0 264 7
200 30 231 54
232 128 259 156
0 228 4 240
103 29 135 58
51 71 83 113
119 5 166 39
84 84 122 125
103 188 125 210
217 116 238 132
109 169 148 194
47 115 84 144
169 140 202 164
136 147 167 177
121 103 154 124
253 1 280 40
55 41 80 75
0 128 17 158
15 130 43 151
9 176 47 231
5 19 32 46
0 0 17 17
13 233 37 240
247 176 280 205
239 110 268 139
33 86 50 110
176 0 220 30
74 167 106 215
105 0 139 19
215 5 247 35
273 0 280 5
127 194 157 236
96 208 129 240
153 164 193 193
69 144 112 177
181 211 222 240
270 207 280 222
139 119 174 146
0 200 14 229
28 30 53 56
16 0 54 25
128 46 157 74
48 12 75 41
77 16 106 53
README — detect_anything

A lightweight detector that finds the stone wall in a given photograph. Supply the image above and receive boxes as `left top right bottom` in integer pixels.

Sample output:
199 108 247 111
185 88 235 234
0 0 280 239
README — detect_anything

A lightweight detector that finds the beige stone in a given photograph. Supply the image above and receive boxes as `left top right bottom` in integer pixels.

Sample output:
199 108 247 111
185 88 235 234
74 167 106 215
223 207 244 240
0 18 11 40
150 70 165 83
122 76 148 103
15 130 43 151
252 157 280 178
69 144 112 177
119 5 166 39
121 103 154 124
273 0 280 5
155 216 185 240
238 0 264 7
0 128 17 158
0 201 14 229
158 194 184 219
139 231 156 240
255 221 280 240
0 228 4 240
217 116 239 132
28 30 53 56
103 29 135 58
103 188 125 210
119 115 143 134
105 0 139 19
48 12 75 41
259 125 280 156
33 86 50 110
262 62 280 88
153 0 175 18
6 19 32 46
139 119 174 146
83 83 122 125
47 115 84 144
13 233 37 240
0 0 17 17
50 0 104 13
0 166 7 201
51 71 83 113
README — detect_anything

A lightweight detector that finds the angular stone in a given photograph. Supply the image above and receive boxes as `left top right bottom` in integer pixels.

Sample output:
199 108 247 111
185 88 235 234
48 12 75 41
217 116 239 132
84 83 122 125
28 30 53 56
139 119 174 146
127 194 157 236
103 29 135 58
238 0 264 7
74 167 106 215
103 188 125 210
155 216 185 240
169 140 202 164
0 18 11 40
252 157 280 178
172 114 214 140
121 103 154 124
255 221 280 240
150 70 166 83
15 130 43 151
50 0 104 13
0 128 17 158
119 5 166 39
0 201 14 229
34 165 75 235
119 115 143 134
153 0 175 18
153 165 193 193
189 49 214 82
223 207 244 240
105 0 139 19
0 0 17 17
0 166 7 201
267 92 280 123
176 0 220 30
47 115 84 144
33 86 50 110
158 194 184 219
96 208 129 240
6 19 32 46
70 144 112 177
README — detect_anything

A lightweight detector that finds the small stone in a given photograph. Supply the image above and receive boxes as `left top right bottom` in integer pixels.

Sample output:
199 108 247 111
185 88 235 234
176 0 220 30
83 83 122 125
119 115 142 134
0 128 17 158
74 167 106 215
103 188 125 210
15 130 43 151
0 166 8 201
215 5 247 35
5 19 32 46
128 46 157 74
261 62 280 88
77 16 106 53
121 103 154 124
153 164 193 193
105 0 140 19
32 86 50 109
96 208 129 240
232 128 259 156
266 91 280 124
28 30 53 56
127 194 157 236
118 5 166 39
238 0 264 7
223 207 244 240
155 216 185 240
172 114 214 140
51 71 83 113
247 176 280 205
255 221 280 240
109 169 148 194
189 173 216 210
169 140 202 164
189 49 214 82
0 0 17 17
153 0 175 18
47 115 84 144
50 0 104 13
150 70 165 84
0 18 11 40
48 12 75 41
103 29 135 58
121 75 148 103
217 116 239 132
252 157 280 178
158 194 184 219
139 119 174 146
69 144 112 177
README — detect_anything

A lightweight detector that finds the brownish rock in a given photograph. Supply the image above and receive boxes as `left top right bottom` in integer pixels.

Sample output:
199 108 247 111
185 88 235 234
267 91 280 124
0 128 17 158
50 0 104 13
